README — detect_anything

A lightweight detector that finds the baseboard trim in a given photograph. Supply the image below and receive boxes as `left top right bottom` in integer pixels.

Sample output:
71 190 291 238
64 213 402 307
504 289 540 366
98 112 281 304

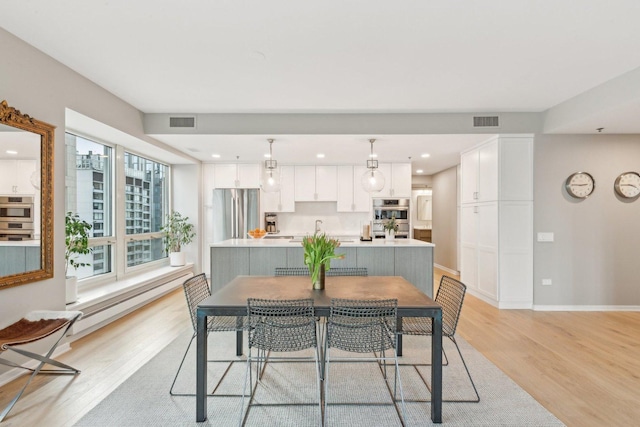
434 264 459 276
533 305 640 312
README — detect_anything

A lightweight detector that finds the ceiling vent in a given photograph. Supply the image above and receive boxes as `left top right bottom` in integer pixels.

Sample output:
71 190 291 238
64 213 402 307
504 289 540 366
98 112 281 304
473 115 500 128
169 116 196 128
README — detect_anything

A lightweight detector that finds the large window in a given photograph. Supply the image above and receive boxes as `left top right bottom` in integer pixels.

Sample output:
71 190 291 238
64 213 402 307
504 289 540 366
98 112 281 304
65 133 170 282
124 152 168 267
65 133 113 280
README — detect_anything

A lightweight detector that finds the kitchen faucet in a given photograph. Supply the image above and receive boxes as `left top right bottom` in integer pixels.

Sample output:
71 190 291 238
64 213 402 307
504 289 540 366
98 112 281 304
315 219 323 234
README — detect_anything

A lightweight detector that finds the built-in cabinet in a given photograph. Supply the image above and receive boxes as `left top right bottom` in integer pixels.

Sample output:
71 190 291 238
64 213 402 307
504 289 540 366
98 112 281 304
414 228 432 243
294 165 337 201
262 165 295 212
0 159 37 195
213 163 260 188
377 163 412 198
336 165 370 212
460 135 533 309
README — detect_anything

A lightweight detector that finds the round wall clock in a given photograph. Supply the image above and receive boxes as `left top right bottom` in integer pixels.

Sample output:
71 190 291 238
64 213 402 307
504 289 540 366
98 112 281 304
614 172 640 199
565 172 595 199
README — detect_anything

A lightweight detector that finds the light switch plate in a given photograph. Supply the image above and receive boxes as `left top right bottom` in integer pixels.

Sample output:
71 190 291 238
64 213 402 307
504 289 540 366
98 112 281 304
537 232 554 242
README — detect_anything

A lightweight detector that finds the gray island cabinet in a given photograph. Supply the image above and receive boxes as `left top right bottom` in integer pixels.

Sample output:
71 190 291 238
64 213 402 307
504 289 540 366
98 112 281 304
210 239 434 297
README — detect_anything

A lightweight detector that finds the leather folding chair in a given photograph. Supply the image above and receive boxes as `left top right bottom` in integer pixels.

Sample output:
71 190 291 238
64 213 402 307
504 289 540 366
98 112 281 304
0 310 82 422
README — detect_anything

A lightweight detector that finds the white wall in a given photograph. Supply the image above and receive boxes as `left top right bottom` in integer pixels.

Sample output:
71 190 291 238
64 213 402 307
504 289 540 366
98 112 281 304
534 134 640 307
432 166 458 272
0 29 184 345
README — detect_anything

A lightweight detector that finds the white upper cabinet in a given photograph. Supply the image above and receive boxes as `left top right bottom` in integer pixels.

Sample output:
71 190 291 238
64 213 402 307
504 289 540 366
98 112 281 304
461 136 532 204
262 165 295 212
337 165 371 212
294 165 337 202
0 160 37 195
375 163 412 198
213 163 260 188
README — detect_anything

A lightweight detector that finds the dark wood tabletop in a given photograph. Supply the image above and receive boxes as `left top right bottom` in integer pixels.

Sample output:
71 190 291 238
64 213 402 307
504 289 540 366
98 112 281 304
198 275 441 317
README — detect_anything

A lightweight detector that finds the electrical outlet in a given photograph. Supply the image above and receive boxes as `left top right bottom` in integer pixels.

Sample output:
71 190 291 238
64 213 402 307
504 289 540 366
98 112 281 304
542 279 552 286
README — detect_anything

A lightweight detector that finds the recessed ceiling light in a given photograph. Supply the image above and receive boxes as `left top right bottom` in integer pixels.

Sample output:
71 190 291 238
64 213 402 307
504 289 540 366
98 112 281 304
6 150 18 155
369 153 378 158
416 169 424 174
211 154 221 158
317 153 325 158
264 153 271 158
421 153 430 158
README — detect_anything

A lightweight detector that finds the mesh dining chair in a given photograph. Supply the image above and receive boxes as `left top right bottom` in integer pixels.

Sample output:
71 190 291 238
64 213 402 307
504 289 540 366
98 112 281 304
324 298 407 426
169 273 245 397
400 275 480 403
239 298 322 426
274 267 368 276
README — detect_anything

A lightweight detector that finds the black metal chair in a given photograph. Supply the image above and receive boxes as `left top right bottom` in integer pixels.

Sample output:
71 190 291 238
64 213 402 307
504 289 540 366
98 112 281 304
169 273 245 397
400 275 480 403
0 311 83 422
239 298 322 426
274 267 368 276
324 298 407 426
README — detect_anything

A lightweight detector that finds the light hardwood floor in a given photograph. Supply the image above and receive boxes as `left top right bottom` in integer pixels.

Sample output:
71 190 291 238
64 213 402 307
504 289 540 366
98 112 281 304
1 269 639 426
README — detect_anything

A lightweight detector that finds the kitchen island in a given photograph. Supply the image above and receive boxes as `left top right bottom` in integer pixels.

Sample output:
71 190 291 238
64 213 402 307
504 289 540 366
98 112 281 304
210 238 435 297
0 240 41 276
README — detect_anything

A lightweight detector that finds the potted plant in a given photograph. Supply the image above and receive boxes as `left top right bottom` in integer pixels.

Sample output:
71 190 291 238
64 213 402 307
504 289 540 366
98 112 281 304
65 212 93 304
384 215 399 240
161 211 195 266
302 232 344 290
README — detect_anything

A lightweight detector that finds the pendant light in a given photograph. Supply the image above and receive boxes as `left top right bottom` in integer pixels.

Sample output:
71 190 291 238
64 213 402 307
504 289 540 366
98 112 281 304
262 138 281 193
361 138 385 193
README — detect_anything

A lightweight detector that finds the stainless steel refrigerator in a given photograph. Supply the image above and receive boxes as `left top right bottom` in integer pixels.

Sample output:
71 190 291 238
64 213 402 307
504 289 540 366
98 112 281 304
211 188 260 242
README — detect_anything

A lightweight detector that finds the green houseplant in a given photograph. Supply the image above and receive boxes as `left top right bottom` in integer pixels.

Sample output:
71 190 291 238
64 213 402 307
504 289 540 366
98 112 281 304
161 211 195 266
302 232 344 290
383 215 399 239
65 212 93 304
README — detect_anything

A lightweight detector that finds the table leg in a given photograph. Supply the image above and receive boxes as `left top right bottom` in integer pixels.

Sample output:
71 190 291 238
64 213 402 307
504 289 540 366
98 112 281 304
396 316 403 356
431 310 442 423
236 330 243 356
196 312 207 422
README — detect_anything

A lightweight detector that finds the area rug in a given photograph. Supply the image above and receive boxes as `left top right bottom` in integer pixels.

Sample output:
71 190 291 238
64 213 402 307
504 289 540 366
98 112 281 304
74 330 564 426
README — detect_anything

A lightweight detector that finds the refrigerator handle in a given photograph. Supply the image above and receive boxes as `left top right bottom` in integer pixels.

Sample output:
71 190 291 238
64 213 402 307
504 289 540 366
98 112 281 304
232 193 238 238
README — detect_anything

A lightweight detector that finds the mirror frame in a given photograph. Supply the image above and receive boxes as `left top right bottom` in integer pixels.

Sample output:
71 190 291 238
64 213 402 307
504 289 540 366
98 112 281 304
0 100 54 289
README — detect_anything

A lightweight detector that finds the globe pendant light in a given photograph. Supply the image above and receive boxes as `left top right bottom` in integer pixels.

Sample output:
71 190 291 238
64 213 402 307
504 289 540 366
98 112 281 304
361 138 385 193
262 138 281 193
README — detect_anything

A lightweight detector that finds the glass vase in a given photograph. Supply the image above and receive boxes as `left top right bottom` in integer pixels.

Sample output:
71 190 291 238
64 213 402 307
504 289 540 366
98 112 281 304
312 264 326 290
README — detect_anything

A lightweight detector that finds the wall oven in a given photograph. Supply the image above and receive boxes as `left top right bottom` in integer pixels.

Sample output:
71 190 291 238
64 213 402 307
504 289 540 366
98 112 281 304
0 196 34 223
372 198 410 238
0 222 35 241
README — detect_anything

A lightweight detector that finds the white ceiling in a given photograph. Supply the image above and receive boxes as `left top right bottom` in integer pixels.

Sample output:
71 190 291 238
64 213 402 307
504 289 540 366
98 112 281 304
2 0 640 173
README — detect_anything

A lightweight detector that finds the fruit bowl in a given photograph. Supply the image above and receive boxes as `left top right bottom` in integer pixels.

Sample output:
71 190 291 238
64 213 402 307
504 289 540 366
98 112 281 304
247 229 267 239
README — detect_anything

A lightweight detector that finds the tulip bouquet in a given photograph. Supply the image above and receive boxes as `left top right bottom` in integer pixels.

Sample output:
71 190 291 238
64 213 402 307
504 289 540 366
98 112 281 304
302 232 344 286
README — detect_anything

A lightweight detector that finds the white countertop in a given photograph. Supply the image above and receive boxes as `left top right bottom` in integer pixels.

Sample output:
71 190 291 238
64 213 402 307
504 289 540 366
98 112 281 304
211 238 434 248
0 240 41 247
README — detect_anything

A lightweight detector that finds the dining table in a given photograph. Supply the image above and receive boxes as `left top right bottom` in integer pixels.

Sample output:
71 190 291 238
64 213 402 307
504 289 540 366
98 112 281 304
195 275 443 423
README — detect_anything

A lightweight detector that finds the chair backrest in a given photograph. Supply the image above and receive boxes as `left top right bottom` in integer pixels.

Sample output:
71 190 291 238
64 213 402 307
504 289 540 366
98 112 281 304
435 275 467 337
247 298 317 352
327 298 397 353
274 267 368 277
182 273 211 332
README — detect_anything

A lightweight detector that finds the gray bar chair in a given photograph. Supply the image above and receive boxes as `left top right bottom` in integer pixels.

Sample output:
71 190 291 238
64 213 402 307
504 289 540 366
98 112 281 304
324 298 407 426
0 311 83 422
169 273 245 397
239 298 322 427
274 267 368 276
400 275 480 403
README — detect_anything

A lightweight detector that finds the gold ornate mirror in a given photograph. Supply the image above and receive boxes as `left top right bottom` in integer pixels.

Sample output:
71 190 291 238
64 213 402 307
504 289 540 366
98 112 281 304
0 100 54 289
